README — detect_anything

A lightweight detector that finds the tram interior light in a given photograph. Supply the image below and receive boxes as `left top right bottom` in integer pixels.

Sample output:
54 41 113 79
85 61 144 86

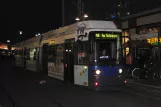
96 70 101 75
119 69 123 73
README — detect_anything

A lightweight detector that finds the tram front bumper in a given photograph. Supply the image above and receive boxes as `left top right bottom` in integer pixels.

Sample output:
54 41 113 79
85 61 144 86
93 76 126 91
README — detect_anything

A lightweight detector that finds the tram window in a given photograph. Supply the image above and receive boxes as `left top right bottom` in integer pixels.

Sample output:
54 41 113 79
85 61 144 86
77 42 88 65
48 46 56 62
26 49 30 60
97 42 116 59
48 45 64 63
96 41 117 65
26 48 37 60
56 45 64 64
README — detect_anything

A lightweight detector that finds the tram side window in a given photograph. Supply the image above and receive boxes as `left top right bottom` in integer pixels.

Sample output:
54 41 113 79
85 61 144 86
26 49 30 60
14 50 19 59
76 42 88 65
48 45 64 63
26 48 37 60
14 50 18 56
56 45 64 64
48 46 56 62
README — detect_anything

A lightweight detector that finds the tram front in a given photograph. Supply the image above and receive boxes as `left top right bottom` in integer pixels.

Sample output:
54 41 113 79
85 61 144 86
88 31 126 91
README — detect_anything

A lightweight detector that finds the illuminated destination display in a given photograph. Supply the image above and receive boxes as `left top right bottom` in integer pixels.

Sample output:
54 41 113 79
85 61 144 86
147 38 161 45
95 33 118 39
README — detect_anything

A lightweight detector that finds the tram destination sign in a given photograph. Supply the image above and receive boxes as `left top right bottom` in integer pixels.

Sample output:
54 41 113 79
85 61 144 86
94 33 118 39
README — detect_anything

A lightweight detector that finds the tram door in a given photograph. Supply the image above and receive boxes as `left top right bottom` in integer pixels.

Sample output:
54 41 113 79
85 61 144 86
64 39 75 84
42 44 48 75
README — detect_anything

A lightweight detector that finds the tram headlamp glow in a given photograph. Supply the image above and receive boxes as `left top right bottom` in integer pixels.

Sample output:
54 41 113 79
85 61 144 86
95 70 101 75
119 69 123 73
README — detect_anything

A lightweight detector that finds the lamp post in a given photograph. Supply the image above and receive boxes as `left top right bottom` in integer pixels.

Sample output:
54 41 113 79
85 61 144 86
74 0 88 21
75 13 88 21
7 40 10 43
35 33 41 37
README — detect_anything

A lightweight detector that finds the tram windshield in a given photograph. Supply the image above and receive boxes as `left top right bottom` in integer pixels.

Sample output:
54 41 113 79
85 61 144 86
90 31 121 65
96 40 117 65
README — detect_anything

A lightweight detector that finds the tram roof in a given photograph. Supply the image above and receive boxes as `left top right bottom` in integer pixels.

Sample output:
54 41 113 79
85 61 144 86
42 20 121 38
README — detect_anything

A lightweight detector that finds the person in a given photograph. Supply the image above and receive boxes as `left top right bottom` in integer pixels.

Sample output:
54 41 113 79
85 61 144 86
102 49 106 56
126 53 132 65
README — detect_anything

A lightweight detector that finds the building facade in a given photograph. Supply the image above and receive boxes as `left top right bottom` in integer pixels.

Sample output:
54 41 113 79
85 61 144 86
121 7 161 56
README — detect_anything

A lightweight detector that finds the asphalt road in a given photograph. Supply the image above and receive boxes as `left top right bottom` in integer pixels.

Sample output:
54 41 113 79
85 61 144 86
0 59 161 107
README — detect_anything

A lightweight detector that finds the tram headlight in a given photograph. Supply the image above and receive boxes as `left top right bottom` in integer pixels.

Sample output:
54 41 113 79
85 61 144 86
119 69 123 74
95 70 101 75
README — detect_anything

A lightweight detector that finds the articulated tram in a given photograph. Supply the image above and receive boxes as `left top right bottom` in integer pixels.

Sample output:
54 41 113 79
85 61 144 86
14 20 126 91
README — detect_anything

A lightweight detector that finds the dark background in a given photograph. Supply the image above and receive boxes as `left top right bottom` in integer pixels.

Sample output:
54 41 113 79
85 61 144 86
5 0 161 44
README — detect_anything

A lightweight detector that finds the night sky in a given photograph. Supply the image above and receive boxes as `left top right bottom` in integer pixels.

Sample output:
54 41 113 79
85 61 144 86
6 0 119 44
6 0 161 44
7 1 62 44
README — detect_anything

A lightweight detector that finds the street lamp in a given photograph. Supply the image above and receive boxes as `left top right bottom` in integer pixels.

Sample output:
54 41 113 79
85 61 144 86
7 40 10 43
20 31 22 35
75 14 88 21
37 33 41 36
35 33 41 37
127 12 130 15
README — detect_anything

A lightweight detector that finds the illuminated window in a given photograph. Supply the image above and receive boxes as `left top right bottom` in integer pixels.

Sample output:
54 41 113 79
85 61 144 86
122 30 129 44
122 31 129 37
123 47 129 57
125 48 129 55
139 27 159 34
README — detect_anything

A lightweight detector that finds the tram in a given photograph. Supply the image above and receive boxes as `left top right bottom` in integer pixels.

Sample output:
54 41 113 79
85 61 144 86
14 20 126 91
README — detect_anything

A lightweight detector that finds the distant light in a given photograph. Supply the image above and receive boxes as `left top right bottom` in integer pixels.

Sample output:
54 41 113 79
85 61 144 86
20 31 22 35
7 40 10 43
35 34 38 37
118 4 121 7
127 12 130 15
75 17 80 21
118 12 120 15
37 33 41 36
83 14 88 18
124 80 127 84
111 15 116 19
